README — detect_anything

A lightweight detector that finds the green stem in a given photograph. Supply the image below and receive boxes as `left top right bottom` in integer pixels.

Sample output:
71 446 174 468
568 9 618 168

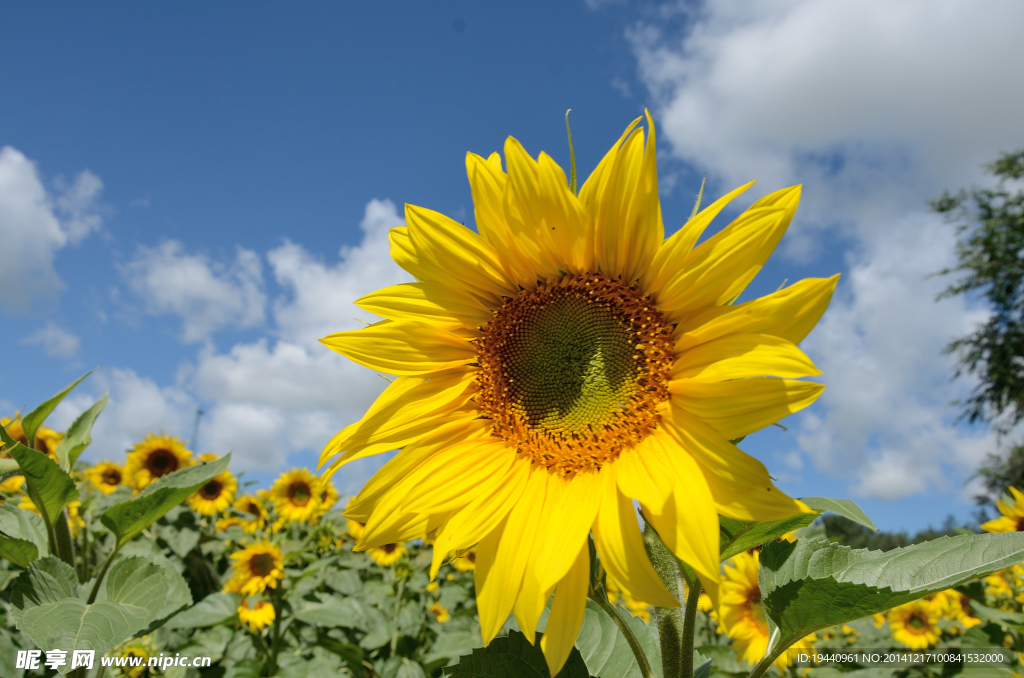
269 587 284 675
589 592 653 678
391 578 405 654
690 175 707 219
681 582 702 678
54 509 76 569
747 635 787 678
86 542 122 604
642 520 685 678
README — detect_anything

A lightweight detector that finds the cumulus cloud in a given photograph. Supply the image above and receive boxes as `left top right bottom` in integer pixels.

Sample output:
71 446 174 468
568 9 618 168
21 322 80 359
0 146 104 313
121 241 266 342
630 1 1024 498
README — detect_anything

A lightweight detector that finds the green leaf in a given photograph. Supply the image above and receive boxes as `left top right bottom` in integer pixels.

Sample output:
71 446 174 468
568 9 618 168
718 513 818 562
54 393 107 471
100 454 231 548
572 600 661 678
442 629 593 678
20 370 92 447
0 531 38 567
693 652 712 678
4 442 79 534
293 594 368 628
759 533 1024 655
800 497 877 531
0 504 49 557
165 592 242 629
426 628 484 665
97 556 192 622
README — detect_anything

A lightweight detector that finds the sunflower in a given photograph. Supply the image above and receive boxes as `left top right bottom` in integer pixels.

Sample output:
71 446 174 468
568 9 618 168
238 599 275 631
888 599 941 650
112 636 157 678
270 468 322 524
450 549 476 572
312 479 339 521
224 542 285 596
0 475 24 494
345 497 366 539
223 494 268 535
369 542 407 566
188 468 238 516
1 417 63 460
985 566 1024 602
983 487 1024 533
124 433 194 490
321 113 834 674
949 592 982 629
85 461 125 494
717 551 814 669
429 601 451 623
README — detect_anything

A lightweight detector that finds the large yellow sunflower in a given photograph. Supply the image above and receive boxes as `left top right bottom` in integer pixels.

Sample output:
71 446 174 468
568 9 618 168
85 461 125 494
320 113 835 674
983 487 1024 533
888 599 941 649
1 417 63 460
717 551 814 669
368 542 408 566
269 468 322 524
124 433 194 490
188 468 238 516
224 541 285 596
238 599 275 632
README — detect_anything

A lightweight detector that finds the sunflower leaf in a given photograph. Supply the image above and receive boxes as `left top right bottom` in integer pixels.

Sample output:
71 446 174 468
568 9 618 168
20 370 93 448
718 513 818 562
54 392 107 472
100 454 231 549
799 496 877 531
572 600 662 678
5 442 79 538
0 530 38 568
0 504 50 558
759 533 1024 657
442 629 593 678
165 592 242 629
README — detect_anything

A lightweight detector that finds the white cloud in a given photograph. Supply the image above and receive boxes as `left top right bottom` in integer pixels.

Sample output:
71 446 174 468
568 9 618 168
21 322 80 359
0 147 104 313
121 241 266 342
631 1 1024 499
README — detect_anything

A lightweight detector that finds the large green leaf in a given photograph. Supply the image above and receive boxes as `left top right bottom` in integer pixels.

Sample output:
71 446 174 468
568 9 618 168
718 513 818 562
100 454 231 548
293 594 368 628
571 600 662 678
800 497 877 531
0 504 49 557
759 533 1024 656
165 592 242 629
97 556 192 622
443 629 592 678
3 442 78 535
0 532 38 568
54 393 107 471
20 371 92 447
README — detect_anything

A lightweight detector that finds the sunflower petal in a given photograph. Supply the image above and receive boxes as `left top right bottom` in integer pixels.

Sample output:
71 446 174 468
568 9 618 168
540 544 590 676
398 438 515 514
671 333 821 381
320 319 475 376
674 275 840 351
670 378 825 440
643 181 756 293
662 408 808 522
592 468 680 608
355 282 493 327
614 435 674 514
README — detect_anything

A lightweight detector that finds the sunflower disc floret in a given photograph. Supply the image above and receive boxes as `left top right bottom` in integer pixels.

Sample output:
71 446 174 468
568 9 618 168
319 111 837 675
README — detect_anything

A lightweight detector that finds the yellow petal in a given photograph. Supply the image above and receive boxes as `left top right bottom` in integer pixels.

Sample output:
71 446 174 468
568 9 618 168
619 109 664 282
319 369 477 470
639 431 721 607
614 435 674 514
592 467 680 608
671 333 821 381
586 127 646 280
466 152 539 288
406 204 516 301
355 282 493 328
476 468 549 644
398 438 515 514
320 319 475 376
540 544 590 676
431 456 531 579
674 275 840 352
657 186 801 320
662 408 808 522
670 378 825 441
643 181 756 293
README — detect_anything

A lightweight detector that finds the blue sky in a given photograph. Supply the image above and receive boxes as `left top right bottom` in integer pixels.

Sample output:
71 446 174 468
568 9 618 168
2 1 1023 534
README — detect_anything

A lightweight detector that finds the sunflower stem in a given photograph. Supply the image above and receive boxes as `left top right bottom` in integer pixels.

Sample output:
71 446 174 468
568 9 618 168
589 591 654 678
690 174 707 219
642 519 685 678
681 580 702 678
86 542 122 604
566 109 578 195
391 577 405 655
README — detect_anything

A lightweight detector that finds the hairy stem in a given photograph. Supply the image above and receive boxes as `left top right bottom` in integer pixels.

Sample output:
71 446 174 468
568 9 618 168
86 542 122 605
681 581 702 678
642 520 685 678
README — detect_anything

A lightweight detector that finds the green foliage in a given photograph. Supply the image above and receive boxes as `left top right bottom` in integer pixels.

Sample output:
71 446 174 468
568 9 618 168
973 444 1024 511
572 600 662 678
933 150 1024 433
18 372 92 449
53 392 107 472
759 533 1024 656
443 629 592 678
800 497 877 531
719 513 817 562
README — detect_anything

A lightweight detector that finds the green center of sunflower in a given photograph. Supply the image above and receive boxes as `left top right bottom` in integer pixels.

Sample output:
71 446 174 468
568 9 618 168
289 482 311 505
477 272 672 475
250 553 276 577
908 614 926 631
